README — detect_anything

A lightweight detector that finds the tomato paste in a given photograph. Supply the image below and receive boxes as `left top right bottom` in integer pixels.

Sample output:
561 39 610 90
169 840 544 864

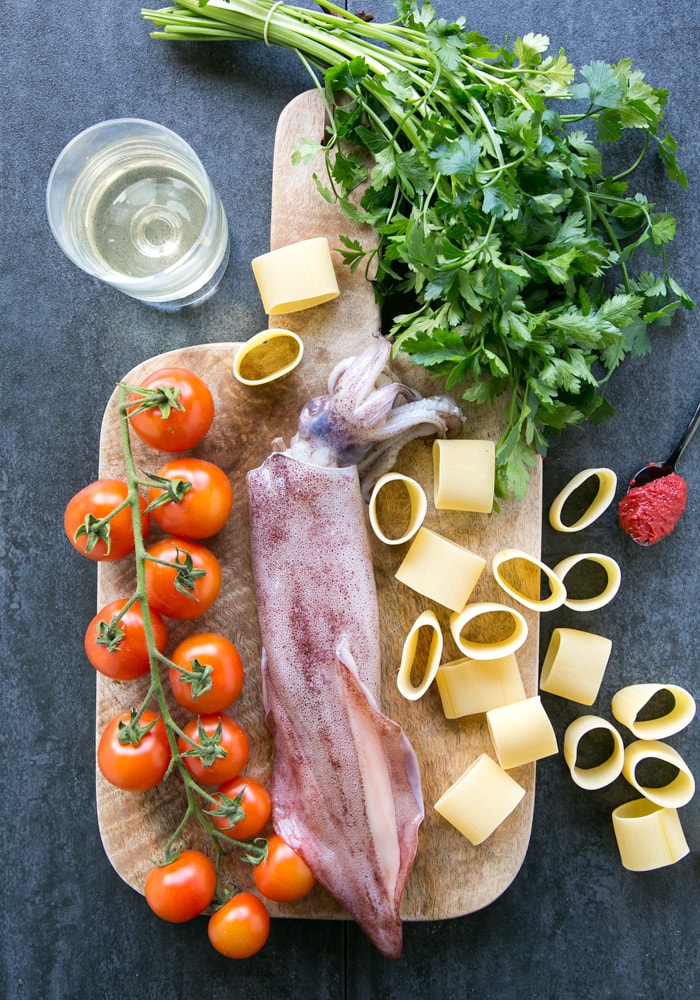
618 471 688 546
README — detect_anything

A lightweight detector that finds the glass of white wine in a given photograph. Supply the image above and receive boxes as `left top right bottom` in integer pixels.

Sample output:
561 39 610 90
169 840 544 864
46 119 229 310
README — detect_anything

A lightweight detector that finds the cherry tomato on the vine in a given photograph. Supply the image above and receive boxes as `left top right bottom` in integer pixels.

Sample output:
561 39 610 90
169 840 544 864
177 713 250 785
144 537 222 620
144 849 217 923
146 458 233 539
210 775 271 841
207 892 270 959
169 632 244 714
97 710 171 791
64 479 150 561
127 367 215 453
253 834 316 902
84 598 168 681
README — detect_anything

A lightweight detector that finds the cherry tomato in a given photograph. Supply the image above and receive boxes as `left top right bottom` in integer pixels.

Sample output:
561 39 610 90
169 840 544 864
64 479 150 561
207 892 270 959
146 458 233 539
253 834 316 902
84 598 168 681
144 537 222 620
177 713 250 785
169 633 244 714
97 710 171 791
210 776 272 841
127 367 215 453
144 849 217 923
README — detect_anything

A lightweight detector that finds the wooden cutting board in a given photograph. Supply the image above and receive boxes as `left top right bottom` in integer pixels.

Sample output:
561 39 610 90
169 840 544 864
95 90 542 923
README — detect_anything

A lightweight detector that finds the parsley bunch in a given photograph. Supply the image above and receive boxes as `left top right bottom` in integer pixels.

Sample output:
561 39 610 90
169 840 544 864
143 0 693 498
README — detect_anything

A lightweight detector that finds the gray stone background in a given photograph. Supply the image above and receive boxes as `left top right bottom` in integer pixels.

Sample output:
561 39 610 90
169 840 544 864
2 2 698 998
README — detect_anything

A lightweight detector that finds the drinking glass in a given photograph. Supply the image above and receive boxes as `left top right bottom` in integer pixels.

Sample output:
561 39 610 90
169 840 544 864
46 119 229 310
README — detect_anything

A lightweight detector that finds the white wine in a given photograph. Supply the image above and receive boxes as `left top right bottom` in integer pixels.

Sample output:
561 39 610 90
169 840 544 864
83 159 210 279
47 120 229 308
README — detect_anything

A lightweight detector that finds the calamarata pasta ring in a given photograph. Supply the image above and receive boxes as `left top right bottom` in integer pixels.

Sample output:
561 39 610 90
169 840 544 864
232 328 304 386
397 609 443 701
549 467 617 532
368 472 427 546
611 683 696 740
563 715 625 790
449 601 528 660
622 739 695 809
492 548 567 612
612 800 690 871
552 552 621 612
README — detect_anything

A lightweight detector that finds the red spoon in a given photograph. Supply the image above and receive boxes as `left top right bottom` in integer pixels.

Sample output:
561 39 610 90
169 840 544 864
627 397 700 489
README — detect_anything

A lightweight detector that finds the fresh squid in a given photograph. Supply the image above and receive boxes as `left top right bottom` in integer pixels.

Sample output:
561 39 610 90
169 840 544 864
246 335 463 958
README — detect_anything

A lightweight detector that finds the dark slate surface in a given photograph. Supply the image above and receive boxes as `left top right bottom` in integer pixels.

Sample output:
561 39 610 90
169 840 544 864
2 3 698 998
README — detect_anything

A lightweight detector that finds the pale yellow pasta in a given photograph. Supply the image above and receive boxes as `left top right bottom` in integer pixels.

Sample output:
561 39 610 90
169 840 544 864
432 438 495 513
251 237 339 314
435 653 526 719
232 329 304 386
397 610 443 702
622 739 695 809
395 527 486 613
492 548 567 612
434 754 526 845
486 695 558 770
549 467 617 532
563 715 624 790
552 552 621 612
612 799 689 871
611 683 696 740
449 602 528 660
368 473 427 546
539 627 612 706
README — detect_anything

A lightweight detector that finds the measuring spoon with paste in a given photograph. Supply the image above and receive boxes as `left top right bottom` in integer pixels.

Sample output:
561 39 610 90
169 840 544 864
618 397 700 546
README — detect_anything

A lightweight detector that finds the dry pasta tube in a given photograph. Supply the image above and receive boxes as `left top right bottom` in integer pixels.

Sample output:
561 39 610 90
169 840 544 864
434 754 526 845
492 548 567 612
611 683 696 740
232 329 303 386
486 696 558 770
551 552 621 612
251 237 340 314
369 473 427 546
622 739 695 809
450 602 528 661
539 627 612 706
435 653 526 719
432 439 495 513
397 610 443 702
612 799 689 871
395 527 486 613
563 715 625 790
549 467 617 532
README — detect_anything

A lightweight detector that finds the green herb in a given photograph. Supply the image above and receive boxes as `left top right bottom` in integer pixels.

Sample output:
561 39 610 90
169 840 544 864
142 0 693 498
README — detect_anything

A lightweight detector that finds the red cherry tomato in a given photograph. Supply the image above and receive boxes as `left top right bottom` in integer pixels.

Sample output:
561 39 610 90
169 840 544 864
145 850 217 923
210 776 272 841
127 367 215 453
64 479 150 561
144 537 221 620
84 598 168 681
97 710 171 791
146 458 233 539
169 633 244 714
177 713 250 785
207 892 270 959
253 834 316 902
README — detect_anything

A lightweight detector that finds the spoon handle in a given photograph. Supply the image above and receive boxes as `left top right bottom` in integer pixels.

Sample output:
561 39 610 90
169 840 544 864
667 397 700 468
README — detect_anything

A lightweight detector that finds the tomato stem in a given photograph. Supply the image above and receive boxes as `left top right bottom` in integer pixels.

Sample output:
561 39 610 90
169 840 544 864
113 383 268 887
